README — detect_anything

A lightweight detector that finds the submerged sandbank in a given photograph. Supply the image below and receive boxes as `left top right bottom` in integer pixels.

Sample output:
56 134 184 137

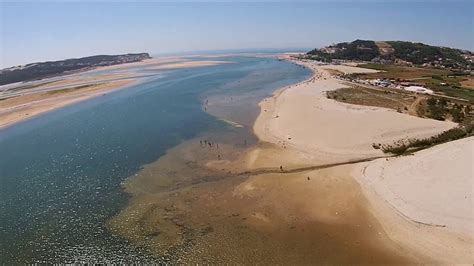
108 132 410 264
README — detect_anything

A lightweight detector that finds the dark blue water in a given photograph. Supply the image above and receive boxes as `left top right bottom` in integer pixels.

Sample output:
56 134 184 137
0 56 310 263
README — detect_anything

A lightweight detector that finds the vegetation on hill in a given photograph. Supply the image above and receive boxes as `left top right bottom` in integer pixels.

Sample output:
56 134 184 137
0 53 151 85
307 40 472 70
386 41 469 68
308 40 380 61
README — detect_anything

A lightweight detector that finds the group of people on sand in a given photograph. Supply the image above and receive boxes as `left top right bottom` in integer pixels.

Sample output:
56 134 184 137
199 139 222 160
202 98 209 112
198 138 249 161
200 139 218 148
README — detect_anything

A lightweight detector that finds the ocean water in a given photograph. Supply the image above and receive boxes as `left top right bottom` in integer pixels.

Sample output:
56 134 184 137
0 55 310 263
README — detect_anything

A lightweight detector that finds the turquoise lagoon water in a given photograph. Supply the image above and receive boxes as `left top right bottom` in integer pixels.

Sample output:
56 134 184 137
0 56 310 263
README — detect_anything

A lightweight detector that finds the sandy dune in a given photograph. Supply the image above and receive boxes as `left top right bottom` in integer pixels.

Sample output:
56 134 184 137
356 137 473 235
351 137 474 262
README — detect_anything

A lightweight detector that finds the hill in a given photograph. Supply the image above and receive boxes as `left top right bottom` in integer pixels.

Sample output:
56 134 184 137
307 40 473 70
0 53 151 86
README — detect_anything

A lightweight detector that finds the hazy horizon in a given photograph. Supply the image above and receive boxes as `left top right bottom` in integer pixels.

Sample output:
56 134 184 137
1 1 473 68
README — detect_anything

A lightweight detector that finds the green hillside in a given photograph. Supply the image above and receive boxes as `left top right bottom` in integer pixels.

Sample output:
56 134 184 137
307 40 472 70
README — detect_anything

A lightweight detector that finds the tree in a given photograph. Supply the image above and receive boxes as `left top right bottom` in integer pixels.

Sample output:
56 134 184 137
427 97 437 106
428 104 446 120
464 105 472 115
438 98 447 106
450 107 464 122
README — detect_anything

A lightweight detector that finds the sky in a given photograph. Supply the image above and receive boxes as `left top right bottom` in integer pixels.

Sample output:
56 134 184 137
0 1 473 68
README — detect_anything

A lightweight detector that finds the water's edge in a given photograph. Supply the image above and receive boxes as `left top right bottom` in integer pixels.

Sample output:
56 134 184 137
0 55 311 263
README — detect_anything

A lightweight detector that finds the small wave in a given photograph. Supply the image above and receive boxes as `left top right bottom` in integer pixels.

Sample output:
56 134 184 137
218 118 244 128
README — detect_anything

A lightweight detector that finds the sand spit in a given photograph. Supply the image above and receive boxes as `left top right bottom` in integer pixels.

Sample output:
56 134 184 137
146 60 231 71
0 57 228 130
255 59 456 164
0 80 134 129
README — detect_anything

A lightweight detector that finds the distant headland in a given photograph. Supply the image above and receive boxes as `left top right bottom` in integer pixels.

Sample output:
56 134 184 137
0 53 151 85
306 40 473 70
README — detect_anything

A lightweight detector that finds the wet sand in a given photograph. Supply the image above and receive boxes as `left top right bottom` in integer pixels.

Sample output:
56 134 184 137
0 80 133 129
108 135 410 264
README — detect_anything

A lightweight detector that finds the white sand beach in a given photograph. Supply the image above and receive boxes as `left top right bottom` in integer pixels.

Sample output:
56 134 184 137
250 56 473 262
356 137 473 235
0 80 134 129
254 59 456 163
352 137 474 262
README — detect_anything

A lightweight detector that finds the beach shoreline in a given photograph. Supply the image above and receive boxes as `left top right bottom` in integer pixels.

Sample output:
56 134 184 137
106 54 472 263
0 79 137 129
250 55 472 262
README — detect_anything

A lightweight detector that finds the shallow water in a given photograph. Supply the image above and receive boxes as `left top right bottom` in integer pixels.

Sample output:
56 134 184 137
0 55 310 263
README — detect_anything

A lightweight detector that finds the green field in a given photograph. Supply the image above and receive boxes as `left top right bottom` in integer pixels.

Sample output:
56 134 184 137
356 63 474 103
46 84 97 95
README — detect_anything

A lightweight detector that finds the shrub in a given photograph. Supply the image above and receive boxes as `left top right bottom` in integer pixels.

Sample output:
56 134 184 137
450 107 464 122
380 124 472 155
